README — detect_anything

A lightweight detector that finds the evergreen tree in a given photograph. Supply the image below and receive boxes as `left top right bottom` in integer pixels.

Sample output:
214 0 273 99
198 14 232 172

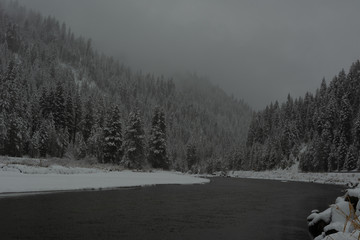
54 81 65 129
0 113 6 155
6 113 23 156
343 145 356 171
353 109 360 147
186 143 199 171
337 132 348 171
148 108 169 169
122 110 145 169
39 120 49 157
72 91 82 143
39 87 49 118
339 94 352 142
103 106 122 163
64 94 74 142
29 130 40 158
82 98 94 142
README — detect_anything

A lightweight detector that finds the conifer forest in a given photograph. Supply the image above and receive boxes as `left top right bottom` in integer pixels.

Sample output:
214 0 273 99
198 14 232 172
1 0 360 174
0 1 252 172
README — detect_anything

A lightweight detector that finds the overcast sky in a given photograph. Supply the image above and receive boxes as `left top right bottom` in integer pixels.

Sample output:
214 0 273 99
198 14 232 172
17 0 360 109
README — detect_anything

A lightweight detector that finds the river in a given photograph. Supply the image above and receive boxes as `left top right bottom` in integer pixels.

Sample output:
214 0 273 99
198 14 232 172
0 178 344 240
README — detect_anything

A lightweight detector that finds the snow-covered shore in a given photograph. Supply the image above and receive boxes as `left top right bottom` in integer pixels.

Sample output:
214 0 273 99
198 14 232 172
224 162 360 186
0 159 209 196
307 188 360 240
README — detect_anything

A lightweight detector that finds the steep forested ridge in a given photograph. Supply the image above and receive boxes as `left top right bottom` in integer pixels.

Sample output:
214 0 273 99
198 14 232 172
246 60 360 172
0 1 252 172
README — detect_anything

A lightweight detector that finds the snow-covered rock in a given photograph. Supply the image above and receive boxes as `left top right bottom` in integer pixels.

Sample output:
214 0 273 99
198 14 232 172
308 188 360 239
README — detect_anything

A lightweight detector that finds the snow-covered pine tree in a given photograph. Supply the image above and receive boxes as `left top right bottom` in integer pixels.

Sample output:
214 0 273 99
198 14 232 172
186 143 199 171
72 91 82 143
39 87 49 118
103 106 122 164
74 132 86 159
122 110 145 169
148 108 169 169
28 130 40 158
353 109 360 147
337 132 348 171
339 94 352 142
58 127 69 158
64 94 74 143
82 98 94 142
54 81 65 129
87 126 104 162
327 144 337 172
0 112 6 155
343 145 357 171
39 120 49 157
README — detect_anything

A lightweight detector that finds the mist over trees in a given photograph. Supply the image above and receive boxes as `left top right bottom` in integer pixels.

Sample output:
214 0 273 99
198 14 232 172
0 1 252 172
245 60 360 172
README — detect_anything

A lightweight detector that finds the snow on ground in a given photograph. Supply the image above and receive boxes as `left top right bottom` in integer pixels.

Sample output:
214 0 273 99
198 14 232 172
309 195 360 240
225 162 360 186
0 161 209 196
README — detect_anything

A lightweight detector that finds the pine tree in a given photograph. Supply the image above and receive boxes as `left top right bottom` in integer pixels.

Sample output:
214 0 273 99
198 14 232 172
54 81 65 129
343 145 357 171
39 120 49 157
82 98 94 142
88 127 104 162
122 110 145 169
39 87 49 118
58 127 69 158
65 94 74 142
339 94 352 142
103 106 122 163
5 112 27 157
29 130 40 158
327 144 337 172
353 109 360 147
0 113 6 155
73 132 87 159
186 143 199 171
148 108 169 169
337 132 348 171
73 91 82 143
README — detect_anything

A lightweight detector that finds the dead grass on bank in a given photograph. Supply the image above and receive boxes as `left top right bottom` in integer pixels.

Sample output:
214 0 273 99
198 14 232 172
326 199 360 240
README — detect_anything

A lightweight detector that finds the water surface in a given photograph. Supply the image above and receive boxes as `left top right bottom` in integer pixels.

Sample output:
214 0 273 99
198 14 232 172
0 178 344 240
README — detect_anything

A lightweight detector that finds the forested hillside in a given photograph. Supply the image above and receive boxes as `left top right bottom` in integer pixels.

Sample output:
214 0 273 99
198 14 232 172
0 1 252 172
246 60 360 172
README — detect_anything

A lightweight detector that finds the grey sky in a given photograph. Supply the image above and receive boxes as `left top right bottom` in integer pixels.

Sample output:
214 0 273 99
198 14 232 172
18 0 360 109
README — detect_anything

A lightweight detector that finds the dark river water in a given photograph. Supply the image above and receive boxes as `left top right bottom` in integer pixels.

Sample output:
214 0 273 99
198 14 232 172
0 178 344 240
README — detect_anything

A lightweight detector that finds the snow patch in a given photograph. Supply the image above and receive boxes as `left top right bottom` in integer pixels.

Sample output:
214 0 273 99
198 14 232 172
0 164 209 196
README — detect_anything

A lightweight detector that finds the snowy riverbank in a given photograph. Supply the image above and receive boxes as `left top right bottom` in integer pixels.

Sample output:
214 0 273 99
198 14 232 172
0 158 209 196
307 187 360 240
224 162 360 186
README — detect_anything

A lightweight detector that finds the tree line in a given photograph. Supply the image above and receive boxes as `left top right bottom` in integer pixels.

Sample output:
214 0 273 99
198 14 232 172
245 60 360 172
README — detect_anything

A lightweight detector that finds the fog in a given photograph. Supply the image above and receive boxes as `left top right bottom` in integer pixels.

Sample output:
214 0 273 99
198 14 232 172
17 0 360 109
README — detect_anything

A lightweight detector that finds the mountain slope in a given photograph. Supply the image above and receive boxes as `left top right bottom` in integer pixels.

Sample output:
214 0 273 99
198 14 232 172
0 0 252 172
